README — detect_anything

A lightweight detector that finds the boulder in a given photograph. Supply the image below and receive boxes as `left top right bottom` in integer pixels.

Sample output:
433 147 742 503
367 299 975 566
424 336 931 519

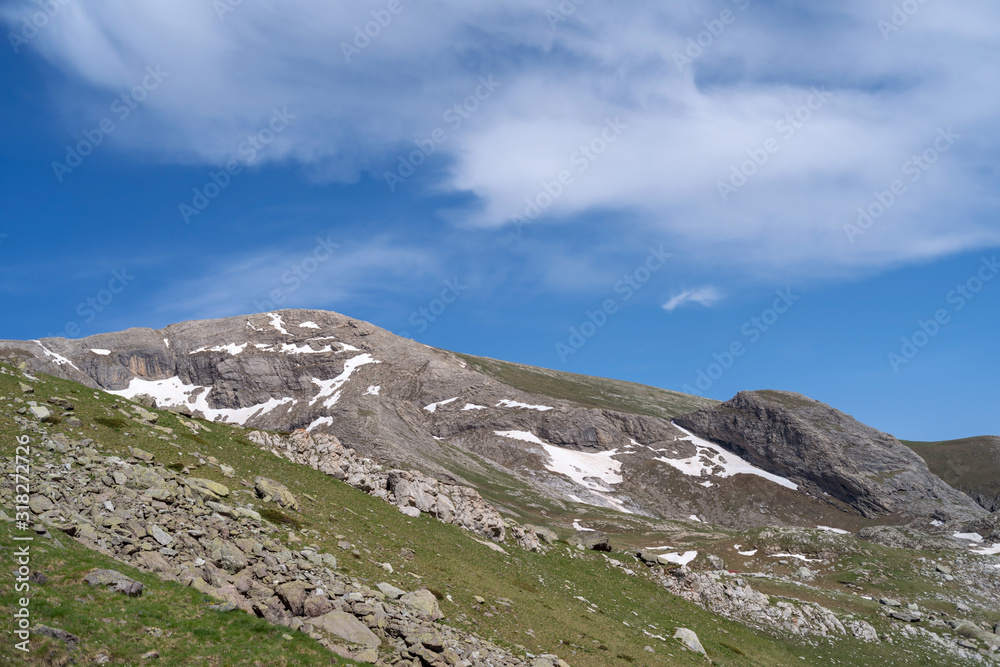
673 628 708 658
28 405 52 421
187 477 230 499
149 525 174 547
84 569 143 597
400 588 442 620
277 581 312 616
314 611 381 648
254 477 299 510
210 540 248 573
525 524 558 545
28 495 54 514
376 582 406 599
568 531 611 552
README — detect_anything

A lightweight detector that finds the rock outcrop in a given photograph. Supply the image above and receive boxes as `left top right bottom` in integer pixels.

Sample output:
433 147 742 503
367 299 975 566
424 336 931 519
244 429 534 549
676 390 985 521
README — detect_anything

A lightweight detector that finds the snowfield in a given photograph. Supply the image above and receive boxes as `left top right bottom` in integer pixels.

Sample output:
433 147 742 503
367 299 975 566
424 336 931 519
495 430 630 512
309 353 381 408
108 376 294 426
651 424 799 490
495 399 554 411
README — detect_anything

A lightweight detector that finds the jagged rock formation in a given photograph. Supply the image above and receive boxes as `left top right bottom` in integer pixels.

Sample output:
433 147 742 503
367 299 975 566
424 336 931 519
675 390 985 521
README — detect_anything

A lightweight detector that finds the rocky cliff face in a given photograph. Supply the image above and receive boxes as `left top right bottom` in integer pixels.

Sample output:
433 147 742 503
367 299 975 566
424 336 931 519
674 390 984 521
0 310 984 529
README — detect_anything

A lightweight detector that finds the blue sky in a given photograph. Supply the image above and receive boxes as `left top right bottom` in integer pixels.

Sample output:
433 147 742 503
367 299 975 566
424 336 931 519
1 0 998 441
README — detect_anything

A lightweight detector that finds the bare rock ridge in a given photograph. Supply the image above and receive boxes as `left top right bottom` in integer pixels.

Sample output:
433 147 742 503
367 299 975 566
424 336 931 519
674 390 984 521
0 309 986 528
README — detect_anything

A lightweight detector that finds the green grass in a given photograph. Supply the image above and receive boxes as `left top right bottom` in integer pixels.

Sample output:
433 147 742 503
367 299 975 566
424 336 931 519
453 353 717 420
0 365 987 666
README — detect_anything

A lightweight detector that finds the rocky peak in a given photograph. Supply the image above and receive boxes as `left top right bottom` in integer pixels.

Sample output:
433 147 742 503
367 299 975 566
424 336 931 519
675 390 985 521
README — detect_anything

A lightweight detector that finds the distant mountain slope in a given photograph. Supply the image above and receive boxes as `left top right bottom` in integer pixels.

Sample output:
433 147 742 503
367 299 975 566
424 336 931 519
675 390 985 522
902 436 1000 512
0 309 982 531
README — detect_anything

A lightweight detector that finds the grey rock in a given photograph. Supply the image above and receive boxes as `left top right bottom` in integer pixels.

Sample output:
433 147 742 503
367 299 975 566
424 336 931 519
313 611 381 648
376 582 405 599
673 628 707 657
84 569 143 597
568 531 611 552
33 624 80 647
675 390 985 520
400 588 442 620
254 476 299 510
28 495 54 514
149 525 174 546
888 609 922 622
28 405 52 421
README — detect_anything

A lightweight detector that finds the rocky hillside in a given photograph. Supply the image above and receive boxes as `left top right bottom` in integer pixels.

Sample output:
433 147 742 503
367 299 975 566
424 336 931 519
674 390 984 522
903 436 1000 512
3 360 1000 665
0 310 985 537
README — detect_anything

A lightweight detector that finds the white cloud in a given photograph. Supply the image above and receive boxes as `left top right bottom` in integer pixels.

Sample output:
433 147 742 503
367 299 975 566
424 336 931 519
663 287 723 312
4 0 999 280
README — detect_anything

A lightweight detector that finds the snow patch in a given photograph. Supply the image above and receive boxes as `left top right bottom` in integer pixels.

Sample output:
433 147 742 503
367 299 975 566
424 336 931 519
268 312 291 335
190 343 248 356
688 515 702 523
309 353 381 408
971 543 1000 556
424 397 459 413
656 424 799 490
953 532 984 543
365 385 380 396
107 377 293 426
33 341 82 372
769 553 820 563
299 321 320 329
572 520 594 532
817 525 850 535
930 520 944 527
306 416 334 432
90 349 111 356
737 549 758 556
699 480 714 488
163 338 171 348
660 551 698 566
495 430 630 513
462 403 487 411
496 399 554 411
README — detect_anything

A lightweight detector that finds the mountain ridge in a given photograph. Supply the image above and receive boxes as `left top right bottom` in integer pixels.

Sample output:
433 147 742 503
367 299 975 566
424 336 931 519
0 308 986 532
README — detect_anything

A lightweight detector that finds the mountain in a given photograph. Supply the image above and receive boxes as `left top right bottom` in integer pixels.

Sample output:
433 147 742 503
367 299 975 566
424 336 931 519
0 309 985 536
674 390 984 521
902 436 1000 512
3 309 999 665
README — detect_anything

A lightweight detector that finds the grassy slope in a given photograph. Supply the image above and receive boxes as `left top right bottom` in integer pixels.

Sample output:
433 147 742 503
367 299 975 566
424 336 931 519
454 353 717 420
902 436 1000 511
0 367 980 666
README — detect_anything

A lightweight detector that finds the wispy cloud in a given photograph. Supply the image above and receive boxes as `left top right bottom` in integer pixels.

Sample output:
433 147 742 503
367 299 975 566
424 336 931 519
662 287 723 312
4 0 999 279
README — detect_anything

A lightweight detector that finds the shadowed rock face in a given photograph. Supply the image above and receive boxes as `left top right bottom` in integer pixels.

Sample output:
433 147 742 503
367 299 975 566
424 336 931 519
675 390 985 521
0 311 983 529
